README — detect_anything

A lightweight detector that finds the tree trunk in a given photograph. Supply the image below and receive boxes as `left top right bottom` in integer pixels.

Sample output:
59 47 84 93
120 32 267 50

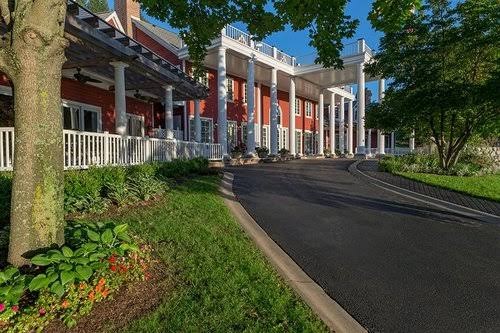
6 0 68 266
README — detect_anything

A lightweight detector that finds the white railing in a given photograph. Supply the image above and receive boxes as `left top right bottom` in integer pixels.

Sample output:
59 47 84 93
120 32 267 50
354 147 412 156
0 127 14 171
151 128 184 140
0 128 223 171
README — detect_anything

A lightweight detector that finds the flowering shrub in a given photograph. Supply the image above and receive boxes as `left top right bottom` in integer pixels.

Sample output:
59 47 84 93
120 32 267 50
0 222 150 332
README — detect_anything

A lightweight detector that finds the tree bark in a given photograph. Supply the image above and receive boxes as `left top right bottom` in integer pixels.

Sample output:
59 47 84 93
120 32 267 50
6 0 68 266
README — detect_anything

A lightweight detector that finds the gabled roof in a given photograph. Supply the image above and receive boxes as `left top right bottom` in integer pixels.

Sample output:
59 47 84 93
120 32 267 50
95 10 125 33
133 19 182 49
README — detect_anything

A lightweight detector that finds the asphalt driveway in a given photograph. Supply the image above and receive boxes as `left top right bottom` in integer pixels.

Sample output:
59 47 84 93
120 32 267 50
227 159 500 333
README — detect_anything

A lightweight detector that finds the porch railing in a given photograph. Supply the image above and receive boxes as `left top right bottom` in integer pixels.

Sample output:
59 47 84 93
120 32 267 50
0 127 223 171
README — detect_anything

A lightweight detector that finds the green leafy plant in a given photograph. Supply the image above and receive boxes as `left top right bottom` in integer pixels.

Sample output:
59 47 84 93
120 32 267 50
0 267 27 306
256 147 269 158
278 148 290 158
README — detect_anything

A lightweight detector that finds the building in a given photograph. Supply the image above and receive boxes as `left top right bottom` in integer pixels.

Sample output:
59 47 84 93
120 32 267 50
0 0 396 170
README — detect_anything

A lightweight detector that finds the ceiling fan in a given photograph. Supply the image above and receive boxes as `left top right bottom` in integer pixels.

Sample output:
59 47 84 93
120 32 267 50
74 68 102 84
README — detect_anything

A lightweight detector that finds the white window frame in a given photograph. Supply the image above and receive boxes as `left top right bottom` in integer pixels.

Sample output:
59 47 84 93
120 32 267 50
227 77 234 102
242 82 247 104
62 100 102 132
126 113 145 137
315 104 319 120
227 120 238 149
295 130 302 155
295 98 301 116
198 71 209 87
261 125 270 149
241 121 247 144
305 101 312 118
189 116 214 143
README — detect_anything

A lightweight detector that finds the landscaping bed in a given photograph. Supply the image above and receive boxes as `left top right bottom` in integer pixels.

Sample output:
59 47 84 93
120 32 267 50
0 160 327 332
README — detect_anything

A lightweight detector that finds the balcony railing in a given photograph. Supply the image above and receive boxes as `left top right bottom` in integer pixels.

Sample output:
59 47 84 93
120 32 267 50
0 128 223 171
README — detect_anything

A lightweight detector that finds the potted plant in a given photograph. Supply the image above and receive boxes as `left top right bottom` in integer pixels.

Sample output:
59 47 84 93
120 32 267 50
323 148 332 158
278 148 290 158
231 145 244 159
256 146 269 158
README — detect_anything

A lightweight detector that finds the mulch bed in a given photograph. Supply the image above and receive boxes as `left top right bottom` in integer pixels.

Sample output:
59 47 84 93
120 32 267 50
44 262 172 333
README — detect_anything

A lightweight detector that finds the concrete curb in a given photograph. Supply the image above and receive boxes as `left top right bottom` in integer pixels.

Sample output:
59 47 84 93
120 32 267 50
349 160 500 225
220 172 367 333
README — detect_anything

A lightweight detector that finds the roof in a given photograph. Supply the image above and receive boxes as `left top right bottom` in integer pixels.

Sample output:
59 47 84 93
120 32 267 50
134 19 183 49
95 11 114 21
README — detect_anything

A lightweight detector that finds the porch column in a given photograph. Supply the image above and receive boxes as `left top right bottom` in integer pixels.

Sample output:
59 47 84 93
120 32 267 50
367 129 372 156
246 55 256 155
339 96 345 155
410 129 415 152
318 91 324 155
164 85 174 139
329 91 335 155
182 60 188 140
217 46 228 156
289 77 296 155
347 99 354 156
270 67 278 155
356 62 366 155
111 61 129 135
377 78 386 155
194 99 201 142
256 83 262 147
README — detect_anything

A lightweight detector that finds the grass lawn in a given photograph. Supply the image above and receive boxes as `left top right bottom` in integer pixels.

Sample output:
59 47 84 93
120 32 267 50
99 175 327 332
397 172 500 202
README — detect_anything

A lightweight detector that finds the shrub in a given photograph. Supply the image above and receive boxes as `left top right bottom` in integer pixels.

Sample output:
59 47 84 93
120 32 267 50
278 148 290 157
256 147 269 158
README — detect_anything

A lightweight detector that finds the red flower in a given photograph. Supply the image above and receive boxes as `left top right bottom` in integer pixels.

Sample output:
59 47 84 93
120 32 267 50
11 305 19 313
102 288 110 298
0 304 5 312
110 265 117 272
108 255 117 264
119 264 128 273
39 308 46 316
88 291 95 301
61 300 70 309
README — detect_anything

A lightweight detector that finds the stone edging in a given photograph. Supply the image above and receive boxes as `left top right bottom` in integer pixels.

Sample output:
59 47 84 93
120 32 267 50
220 172 367 333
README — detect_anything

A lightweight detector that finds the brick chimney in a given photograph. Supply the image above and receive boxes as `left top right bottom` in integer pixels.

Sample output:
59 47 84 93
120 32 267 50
114 0 140 37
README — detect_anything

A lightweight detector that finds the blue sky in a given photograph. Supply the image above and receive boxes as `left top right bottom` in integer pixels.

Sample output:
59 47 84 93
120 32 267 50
108 0 382 100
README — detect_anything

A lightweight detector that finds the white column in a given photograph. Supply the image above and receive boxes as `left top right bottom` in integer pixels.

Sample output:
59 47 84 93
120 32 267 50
318 92 324 155
289 77 296 155
367 129 372 156
246 56 256 155
329 92 336 155
377 79 386 155
182 60 188 140
270 67 278 155
194 99 201 142
347 99 354 156
339 96 345 155
256 83 262 147
410 129 415 152
164 85 174 139
111 61 129 135
217 46 228 156
356 62 366 154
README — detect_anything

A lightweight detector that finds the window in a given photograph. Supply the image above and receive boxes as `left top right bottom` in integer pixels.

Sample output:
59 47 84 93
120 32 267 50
242 82 247 103
295 98 301 115
305 101 312 118
315 104 319 119
227 77 234 102
241 122 247 145
304 131 313 154
295 130 302 155
227 120 237 150
261 126 269 148
198 72 209 87
280 128 288 150
62 101 101 132
127 114 144 137
189 117 213 143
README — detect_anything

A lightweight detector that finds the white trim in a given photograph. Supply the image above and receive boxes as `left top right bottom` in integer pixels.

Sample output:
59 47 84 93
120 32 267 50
0 85 12 96
61 99 102 132
226 77 235 102
189 115 214 143
261 124 270 149
305 101 313 118
105 12 125 33
126 113 145 137
132 19 181 54
240 121 247 142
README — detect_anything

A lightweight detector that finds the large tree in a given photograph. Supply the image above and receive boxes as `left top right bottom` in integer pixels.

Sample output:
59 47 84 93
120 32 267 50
0 0 420 266
365 0 500 170
76 0 109 13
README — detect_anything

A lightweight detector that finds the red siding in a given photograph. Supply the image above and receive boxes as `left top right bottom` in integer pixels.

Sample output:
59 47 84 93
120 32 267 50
133 25 182 67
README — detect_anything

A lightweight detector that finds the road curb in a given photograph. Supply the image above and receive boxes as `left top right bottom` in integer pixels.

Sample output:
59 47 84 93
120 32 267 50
220 172 367 333
349 160 500 225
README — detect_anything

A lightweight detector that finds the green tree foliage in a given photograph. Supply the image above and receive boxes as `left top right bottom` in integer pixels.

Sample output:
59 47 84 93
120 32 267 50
76 0 109 13
138 0 359 77
366 0 500 170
